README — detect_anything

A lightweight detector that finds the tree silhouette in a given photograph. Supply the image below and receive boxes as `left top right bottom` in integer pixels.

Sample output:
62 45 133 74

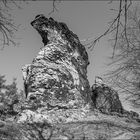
105 6 140 108
0 75 19 120
0 0 18 49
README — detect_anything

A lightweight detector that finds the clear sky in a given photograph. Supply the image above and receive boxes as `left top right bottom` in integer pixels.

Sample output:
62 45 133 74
0 1 114 90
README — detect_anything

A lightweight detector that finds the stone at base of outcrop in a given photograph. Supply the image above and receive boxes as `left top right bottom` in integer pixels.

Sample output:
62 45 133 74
16 104 90 124
91 84 123 114
91 77 140 121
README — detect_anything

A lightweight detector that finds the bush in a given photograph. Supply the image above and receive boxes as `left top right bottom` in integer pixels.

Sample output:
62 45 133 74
0 75 22 120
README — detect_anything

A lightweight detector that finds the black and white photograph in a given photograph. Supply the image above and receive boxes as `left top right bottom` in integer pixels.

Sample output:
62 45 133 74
0 0 140 139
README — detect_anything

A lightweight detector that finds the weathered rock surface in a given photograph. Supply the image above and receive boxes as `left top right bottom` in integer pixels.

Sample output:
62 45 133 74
91 77 140 120
1 111 140 140
91 77 124 114
0 15 140 140
22 15 91 111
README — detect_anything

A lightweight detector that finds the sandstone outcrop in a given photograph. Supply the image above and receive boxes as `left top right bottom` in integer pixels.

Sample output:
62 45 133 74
91 76 139 120
22 15 91 111
0 15 140 140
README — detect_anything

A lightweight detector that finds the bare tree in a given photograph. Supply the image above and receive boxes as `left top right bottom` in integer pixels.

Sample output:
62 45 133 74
0 0 36 49
105 6 140 108
81 0 133 55
0 0 19 49
0 0 132 52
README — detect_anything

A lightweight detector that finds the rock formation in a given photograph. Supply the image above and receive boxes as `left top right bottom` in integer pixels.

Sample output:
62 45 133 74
19 15 93 124
22 15 91 111
91 76 124 114
91 76 139 120
0 15 140 140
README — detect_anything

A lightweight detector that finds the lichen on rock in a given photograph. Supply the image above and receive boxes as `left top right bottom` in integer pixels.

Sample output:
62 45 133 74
22 15 92 113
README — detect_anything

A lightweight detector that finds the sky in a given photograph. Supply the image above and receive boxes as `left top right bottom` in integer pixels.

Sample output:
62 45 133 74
0 1 114 89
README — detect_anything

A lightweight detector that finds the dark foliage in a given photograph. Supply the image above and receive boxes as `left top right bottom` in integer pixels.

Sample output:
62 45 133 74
0 75 23 121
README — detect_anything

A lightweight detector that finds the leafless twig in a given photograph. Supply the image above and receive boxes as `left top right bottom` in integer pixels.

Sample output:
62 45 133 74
82 0 132 58
48 0 61 15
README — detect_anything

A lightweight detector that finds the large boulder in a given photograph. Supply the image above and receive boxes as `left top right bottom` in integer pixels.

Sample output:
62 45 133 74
91 77 124 114
91 77 140 120
19 15 93 124
22 15 92 110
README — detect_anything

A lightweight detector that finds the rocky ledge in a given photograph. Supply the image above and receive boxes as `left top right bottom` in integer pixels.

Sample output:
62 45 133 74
0 15 140 140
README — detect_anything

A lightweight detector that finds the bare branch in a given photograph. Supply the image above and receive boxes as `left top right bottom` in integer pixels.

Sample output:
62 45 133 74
124 0 130 51
112 0 122 57
48 0 61 15
0 0 19 49
82 0 132 59
105 5 140 108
